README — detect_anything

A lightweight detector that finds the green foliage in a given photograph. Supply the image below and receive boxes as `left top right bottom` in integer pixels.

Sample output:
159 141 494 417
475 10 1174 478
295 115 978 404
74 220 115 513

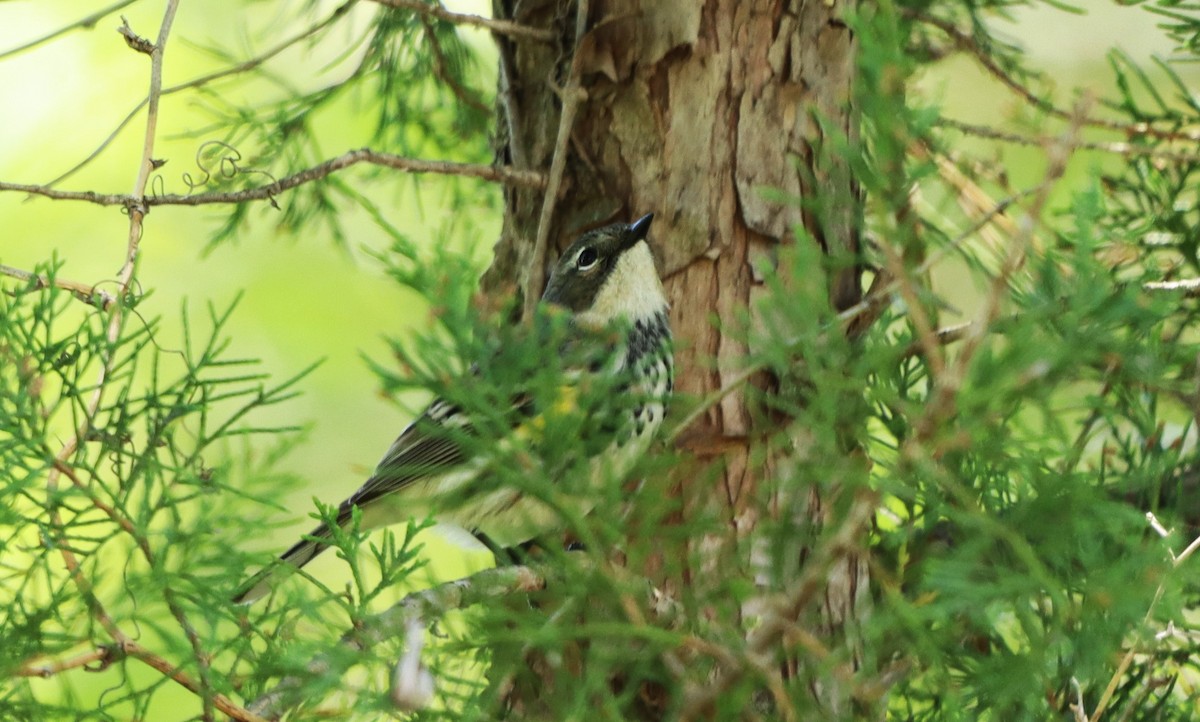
0 267 314 718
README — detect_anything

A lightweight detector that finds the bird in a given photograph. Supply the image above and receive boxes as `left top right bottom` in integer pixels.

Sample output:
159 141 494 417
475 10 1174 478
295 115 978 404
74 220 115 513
233 214 673 603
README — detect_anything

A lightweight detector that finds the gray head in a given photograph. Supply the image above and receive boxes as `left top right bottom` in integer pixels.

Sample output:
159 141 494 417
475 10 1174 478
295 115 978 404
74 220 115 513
541 214 667 328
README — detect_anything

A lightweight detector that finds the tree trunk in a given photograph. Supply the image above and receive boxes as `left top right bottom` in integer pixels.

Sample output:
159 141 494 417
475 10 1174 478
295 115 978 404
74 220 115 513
484 0 866 717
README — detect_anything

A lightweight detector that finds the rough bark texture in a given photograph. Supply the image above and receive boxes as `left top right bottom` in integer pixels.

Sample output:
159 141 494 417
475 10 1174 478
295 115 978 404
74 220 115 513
484 0 866 716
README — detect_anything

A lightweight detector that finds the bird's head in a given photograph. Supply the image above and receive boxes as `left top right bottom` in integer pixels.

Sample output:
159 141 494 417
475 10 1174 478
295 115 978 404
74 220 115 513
541 214 667 329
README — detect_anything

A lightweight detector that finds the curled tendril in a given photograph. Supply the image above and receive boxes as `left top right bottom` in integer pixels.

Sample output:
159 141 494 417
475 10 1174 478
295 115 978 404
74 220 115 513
180 140 281 208
150 173 167 199
95 660 129 711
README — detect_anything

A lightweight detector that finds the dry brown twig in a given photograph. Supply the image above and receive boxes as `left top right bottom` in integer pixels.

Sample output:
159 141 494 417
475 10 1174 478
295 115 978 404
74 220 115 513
417 14 491 113
1 151 545 207
939 117 1200 165
40 0 552 189
1088 521 1200 722
913 100 1084 440
372 0 555 41
25 6 261 721
14 642 265 722
523 0 590 321
16 647 118 679
247 564 552 718
0 0 138 60
0 264 117 310
910 10 1200 144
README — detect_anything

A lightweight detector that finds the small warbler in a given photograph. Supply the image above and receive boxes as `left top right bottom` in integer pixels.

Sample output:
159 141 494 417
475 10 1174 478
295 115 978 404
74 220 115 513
234 214 672 603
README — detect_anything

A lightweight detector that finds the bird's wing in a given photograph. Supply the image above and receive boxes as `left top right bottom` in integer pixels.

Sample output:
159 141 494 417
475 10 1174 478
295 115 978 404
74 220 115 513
339 399 473 518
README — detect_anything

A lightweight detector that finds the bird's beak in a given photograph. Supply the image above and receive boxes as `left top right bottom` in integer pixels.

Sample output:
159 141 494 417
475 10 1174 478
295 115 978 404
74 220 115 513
625 213 654 249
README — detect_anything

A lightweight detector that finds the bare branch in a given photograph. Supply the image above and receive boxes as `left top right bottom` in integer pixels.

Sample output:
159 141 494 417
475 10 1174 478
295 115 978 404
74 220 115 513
15 642 266 722
417 14 491 112
910 10 1200 144
111 6 223 719
122 641 268 722
2 151 545 208
45 1 358 188
28 5 232 720
939 117 1200 164
0 0 138 60
15 646 117 678
0 264 117 310
1144 278 1200 297
371 0 555 41
524 0 589 320
248 564 552 718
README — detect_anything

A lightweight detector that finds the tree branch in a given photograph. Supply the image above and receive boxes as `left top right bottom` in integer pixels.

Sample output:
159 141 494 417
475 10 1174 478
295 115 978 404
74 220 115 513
371 0 555 41
247 564 553 718
1 151 545 207
910 10 1200 144
678 491 878 722
15 646 117 678
0 0 138 60
112 6 223 719
417 14 491 113
13 641 263 721
45 1 359 188
1144 278 1200 297
123 641 269 722
939 117 1200 164
0 264 117 310
524 0 589 320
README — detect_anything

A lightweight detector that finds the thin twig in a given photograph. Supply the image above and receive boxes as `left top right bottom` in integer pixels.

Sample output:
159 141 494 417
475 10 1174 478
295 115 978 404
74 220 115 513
910 10 1200 144
678 492 877 722
0 0 138 60
1089 525 1200 722
122 641 268 722
45 1 358 188
371 0 555 41
0 264 117 310
1144 278 1200 297
939 117 1200 164
248 564 553 718
524 0 589 320
496 34 527 168
13 642 264 721
112 6 223 720
417 14 490 113
15 646 117 678
665 184 1043 447
2 151 545 207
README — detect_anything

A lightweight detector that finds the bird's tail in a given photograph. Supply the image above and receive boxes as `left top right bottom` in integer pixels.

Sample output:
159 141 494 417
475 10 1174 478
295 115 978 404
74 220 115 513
231 522 333 604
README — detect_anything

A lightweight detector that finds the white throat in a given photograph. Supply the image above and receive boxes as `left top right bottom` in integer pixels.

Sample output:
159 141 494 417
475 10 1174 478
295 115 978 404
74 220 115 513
576 241 668 329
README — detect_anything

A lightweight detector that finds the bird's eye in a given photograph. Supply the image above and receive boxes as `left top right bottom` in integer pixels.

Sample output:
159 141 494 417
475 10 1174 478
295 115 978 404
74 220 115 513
576 247 599 270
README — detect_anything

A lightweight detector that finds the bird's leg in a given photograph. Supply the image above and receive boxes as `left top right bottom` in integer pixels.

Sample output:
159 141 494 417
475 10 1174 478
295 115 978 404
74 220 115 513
473 531 538 566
